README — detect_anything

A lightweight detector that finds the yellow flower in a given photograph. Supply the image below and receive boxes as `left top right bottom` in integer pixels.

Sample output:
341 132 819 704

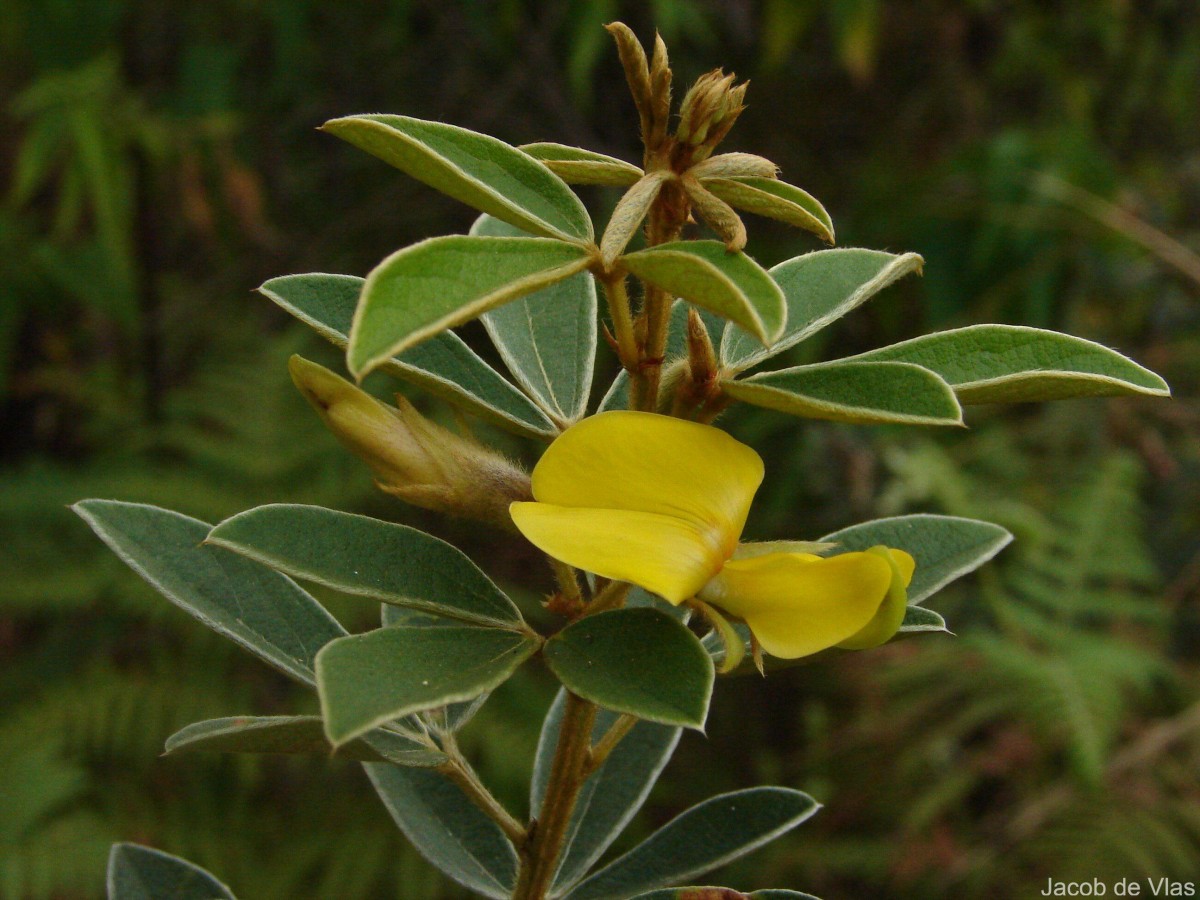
510 411 913 660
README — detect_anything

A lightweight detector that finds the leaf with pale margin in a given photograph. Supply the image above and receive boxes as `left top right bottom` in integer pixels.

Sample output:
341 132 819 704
703 176 834 244
74 501 344 686
601 172 670 264
622 241 785 346
531 690 682 896
107 843 235 900
366 763 518 899
323 114 592 241
380 604 492 732
899 606 949 634
471 215 597 422
820 514 1012 606
564 788 821 900
721 248 924 372
722 360 963 426
689 152 780 179
208 504 524 628
258 273 556 439
349 235 592 376
316 625 539 746
163 716 447 767
521 142 644 186
597 366 633 414
544 608 713 729
847 324 1170 403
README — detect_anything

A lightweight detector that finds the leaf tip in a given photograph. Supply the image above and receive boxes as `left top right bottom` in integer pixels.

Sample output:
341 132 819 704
344 346 375 383
70 498 106 522
318 115 353 134
995 526 1016 552
1145 373 1172 397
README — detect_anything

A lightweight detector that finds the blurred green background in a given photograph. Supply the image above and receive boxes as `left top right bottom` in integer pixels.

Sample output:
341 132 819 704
2 1 1198 897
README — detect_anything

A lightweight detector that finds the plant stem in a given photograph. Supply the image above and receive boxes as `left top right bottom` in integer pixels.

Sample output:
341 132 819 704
587 579 631 614
583 713 638 777
600 273 640 374
549 556 584 609
634 178 687 411
438 749 528 847
512 692 597 899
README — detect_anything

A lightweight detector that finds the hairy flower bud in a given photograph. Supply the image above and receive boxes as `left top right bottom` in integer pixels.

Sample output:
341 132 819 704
607 23 674 157
289 355 531 529
676 69 747 163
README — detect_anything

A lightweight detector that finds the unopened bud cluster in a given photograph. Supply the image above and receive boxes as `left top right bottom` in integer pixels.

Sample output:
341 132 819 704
676 70 748 162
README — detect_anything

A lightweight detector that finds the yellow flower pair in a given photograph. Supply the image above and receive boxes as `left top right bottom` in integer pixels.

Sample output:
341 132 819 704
511 412 913 661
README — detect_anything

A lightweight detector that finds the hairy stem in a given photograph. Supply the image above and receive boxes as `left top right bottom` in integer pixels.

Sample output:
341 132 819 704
549 556 585 609
512 692 597 899
588 579 632 615
583 713 639 777
438 746 527 847
600 273 640 374
634 178 687 411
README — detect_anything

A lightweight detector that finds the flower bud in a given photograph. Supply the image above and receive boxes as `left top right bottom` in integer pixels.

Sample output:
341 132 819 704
676 69 746 162
289 355 531 529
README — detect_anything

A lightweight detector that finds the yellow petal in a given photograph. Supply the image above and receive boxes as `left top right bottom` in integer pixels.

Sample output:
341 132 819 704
890 548 915 588
529 411 763 556
698 551 892 658
510 502 723 603
836 547 915 650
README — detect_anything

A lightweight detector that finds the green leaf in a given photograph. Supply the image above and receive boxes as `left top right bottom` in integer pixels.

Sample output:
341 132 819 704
899 606 949 634
258 273 557 439
521 142 644 186
107 843 235 900
702 176 834 243
380 604 493 732
366 763 517 899
543 608 713 729
721 248 924 372
471 216 597 422
207 504 524 629
564 787 821 900
348 235 592 376
322 114 593 242
722 360 963 426
622 241 786 346
601 172 670 264
820 514 1012 606
163 716 447 767
531 690 682 894
73 501 344 686
316 625 539 746
848 324 1171 403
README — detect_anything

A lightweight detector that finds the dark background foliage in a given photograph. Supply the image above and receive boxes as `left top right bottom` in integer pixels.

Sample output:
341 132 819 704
2 1 1197 897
